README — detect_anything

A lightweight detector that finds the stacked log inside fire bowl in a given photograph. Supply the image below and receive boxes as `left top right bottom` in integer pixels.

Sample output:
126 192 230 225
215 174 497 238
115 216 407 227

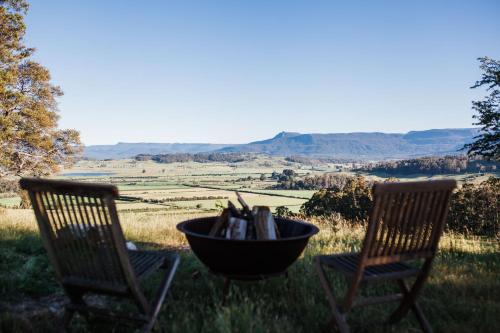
209 192 280 240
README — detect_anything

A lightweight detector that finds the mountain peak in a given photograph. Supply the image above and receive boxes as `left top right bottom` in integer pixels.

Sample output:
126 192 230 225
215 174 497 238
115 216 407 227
272 131 301 139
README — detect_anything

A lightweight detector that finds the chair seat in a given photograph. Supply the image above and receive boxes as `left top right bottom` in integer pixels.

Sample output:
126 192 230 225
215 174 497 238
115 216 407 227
128 250 174 280
318 253 421 282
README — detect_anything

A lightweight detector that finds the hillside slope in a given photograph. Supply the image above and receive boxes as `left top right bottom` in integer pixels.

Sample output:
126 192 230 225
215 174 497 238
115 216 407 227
84 128 478 160
218 128 478 159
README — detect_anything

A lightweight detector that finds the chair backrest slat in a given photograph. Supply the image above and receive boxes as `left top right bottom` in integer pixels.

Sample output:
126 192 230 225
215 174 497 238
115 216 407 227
368 192 387 257
361 180 456 266
400 191 421 254
20 178 134 291
391 192 411 255
386 192 408 256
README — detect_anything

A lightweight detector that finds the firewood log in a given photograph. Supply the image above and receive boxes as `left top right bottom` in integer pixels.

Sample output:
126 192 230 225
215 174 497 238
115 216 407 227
253 206 277 240
209 208 230 237
225 217 247 240
245 218 256 240
236 192 252 215
227 200 242 217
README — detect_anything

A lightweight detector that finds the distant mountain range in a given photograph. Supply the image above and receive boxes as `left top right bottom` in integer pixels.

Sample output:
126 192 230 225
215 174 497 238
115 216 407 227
83 128 479 160
83 143 230 160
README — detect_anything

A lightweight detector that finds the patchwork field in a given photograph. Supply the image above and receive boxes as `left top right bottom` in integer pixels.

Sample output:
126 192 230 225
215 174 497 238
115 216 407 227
0 157 331 213
1 156 493 214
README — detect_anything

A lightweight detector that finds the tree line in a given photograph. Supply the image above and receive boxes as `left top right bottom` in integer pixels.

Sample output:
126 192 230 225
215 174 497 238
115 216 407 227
135 152 252 164
272 169 359 190
360 155 498 175
120 195 229 205
285 155 356 164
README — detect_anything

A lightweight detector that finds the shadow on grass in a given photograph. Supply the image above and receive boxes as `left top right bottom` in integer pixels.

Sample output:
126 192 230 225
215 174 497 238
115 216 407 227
0 228 60 301
0 230 498 333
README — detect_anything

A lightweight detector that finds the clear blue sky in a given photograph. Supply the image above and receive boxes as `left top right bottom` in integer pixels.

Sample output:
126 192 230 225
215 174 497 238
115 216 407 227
25 0 500 145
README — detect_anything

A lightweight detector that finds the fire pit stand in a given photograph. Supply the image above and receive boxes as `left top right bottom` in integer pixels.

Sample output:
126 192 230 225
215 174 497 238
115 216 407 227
177 216 319 302
212 270 290 304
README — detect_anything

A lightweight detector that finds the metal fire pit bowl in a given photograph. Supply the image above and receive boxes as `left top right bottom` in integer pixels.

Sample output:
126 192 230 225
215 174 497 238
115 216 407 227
177 216 319 279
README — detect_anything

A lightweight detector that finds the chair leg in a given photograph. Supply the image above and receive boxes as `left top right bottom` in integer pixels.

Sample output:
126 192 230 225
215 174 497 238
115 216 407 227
315 257 350 333
395 280 432 333
142 255 180 333
60 287 86 331
388 260 433 331
222 277 231 306
59 308 75 332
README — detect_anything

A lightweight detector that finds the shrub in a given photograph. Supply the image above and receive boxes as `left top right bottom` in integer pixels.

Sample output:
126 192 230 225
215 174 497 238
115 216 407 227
447 177 499 238
301 175 499 238
300 175 372 221
275 206 293 217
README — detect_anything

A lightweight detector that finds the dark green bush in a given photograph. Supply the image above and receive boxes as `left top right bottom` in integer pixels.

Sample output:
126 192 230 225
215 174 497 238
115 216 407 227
301 175 499 237
447 177 499 238
275 206 293 217
300 175 372 221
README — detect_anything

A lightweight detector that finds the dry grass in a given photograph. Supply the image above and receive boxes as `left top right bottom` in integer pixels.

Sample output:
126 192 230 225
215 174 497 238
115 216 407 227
0 208 499 332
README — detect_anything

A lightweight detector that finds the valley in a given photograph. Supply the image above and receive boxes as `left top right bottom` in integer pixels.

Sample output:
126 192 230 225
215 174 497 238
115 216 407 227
2 155 494 214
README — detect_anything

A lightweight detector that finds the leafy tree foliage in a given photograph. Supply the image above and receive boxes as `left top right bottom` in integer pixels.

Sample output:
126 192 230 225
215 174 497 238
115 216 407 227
447 177 499 238
361 155 498 176
270 169 299 188
275 206 293 217
285 155 354 165
302 174 499 237
465 57 500 160
281 169 296 178
275 172 358 190
300 175 372 220
0 1 81 190
135 152 249 163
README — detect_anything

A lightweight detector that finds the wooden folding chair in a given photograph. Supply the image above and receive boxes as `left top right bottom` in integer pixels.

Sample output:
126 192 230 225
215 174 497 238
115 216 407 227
315 180 456 333
20 178 180 332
